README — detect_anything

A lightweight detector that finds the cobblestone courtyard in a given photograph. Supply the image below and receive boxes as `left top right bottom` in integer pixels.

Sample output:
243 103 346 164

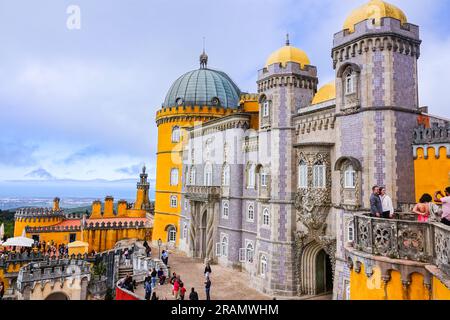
135 246 271 300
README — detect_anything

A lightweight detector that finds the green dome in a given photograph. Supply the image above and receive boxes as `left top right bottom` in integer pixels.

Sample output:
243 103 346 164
163 68 241 108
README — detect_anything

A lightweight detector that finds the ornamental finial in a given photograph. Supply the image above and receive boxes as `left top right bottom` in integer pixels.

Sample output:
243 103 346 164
286 33 290 46
200 37 208 69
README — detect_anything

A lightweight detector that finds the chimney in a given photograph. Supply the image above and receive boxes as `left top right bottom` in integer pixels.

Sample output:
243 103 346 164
53 197 60 211
103 196 115 218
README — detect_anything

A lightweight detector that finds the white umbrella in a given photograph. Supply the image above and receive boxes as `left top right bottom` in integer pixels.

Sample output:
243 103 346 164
0 223 4 240
2 229 34 247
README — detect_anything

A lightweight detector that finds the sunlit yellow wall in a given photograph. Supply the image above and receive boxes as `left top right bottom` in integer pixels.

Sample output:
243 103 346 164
14 217 62 237
432 276 450 300
414 146 450 202
83 228 151 253
153 105 235 245
26 231 81 245
350 262 450 300
0 263 23 290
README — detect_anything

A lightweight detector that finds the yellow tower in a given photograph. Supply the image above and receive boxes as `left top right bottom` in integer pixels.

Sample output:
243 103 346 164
152 51 241 245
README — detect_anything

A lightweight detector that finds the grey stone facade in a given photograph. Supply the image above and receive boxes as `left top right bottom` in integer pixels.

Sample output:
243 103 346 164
176 15 446 299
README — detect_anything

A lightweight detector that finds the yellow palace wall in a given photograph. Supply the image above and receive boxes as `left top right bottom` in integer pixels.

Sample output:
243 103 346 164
414 146 450 202
14 217 63 237
152 105 235 245
350 263 450 300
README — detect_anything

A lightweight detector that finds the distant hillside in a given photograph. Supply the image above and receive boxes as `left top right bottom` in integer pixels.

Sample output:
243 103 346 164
0 210 15 238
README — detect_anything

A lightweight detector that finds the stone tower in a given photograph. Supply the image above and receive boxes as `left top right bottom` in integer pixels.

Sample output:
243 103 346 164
256 38 318 295
332 1 421 207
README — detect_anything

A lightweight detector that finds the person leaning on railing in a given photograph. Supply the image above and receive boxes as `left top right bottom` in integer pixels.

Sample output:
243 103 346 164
434 187 450 226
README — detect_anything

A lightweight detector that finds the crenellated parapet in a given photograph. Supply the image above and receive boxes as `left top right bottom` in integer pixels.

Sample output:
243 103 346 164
16 258 91 293
25 225 81 233
155 105 236 126
257 62 318 93
84 220 146 230
413 123 450 159
15 207 65 221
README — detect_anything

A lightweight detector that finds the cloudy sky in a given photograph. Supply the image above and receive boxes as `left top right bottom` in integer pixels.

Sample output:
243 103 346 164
1 0 449 184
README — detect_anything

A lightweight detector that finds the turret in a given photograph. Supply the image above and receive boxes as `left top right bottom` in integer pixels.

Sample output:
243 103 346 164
90 200 102 219
53 197 60 211
117 200 128 216
135 165 150 210
103 196 115 218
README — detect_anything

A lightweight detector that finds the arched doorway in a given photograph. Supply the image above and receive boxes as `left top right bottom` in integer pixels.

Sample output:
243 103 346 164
315 249 333 294
45 292 70 300
300 241 333 295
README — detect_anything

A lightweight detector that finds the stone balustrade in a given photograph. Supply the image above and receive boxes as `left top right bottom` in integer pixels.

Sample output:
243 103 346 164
185 185 221 202
353 213 450 276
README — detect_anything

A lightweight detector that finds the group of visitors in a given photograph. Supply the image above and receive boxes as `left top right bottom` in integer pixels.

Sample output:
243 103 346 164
371 184 450 225
33 241 69 257
120 274 137 293
413 187 450 225
370 186 394 218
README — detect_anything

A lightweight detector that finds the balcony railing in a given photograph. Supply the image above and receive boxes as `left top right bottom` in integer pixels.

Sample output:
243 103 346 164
185 185 221 202
353 214 450 276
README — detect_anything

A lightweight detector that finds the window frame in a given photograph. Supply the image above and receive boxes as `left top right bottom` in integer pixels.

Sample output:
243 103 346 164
221 234 229 257
170 168 179 186
168 226 176 242
344 165 356 189
171 126 181 143
247 202 255 222
262 101 270 117
170 195 178 208
260 254 268 278
247 163 256 189
312 162 326 188
222 200 229 219
204 163 213 186
298 160 308 188
222 164 230 186
262 208 270 226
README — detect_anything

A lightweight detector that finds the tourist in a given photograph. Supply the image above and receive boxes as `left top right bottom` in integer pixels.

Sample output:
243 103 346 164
173 275 181 300
179 282 186 300
151 268 158 289
157 268 166 285
204 262 212 277
413 194 433 222
370 186 383 217
189 287 199 300
144 278 152 300
0 281 4 300
379 187 394 219
161 250 169 265
151 292 159 300
204 276 211 300
434 187 450 226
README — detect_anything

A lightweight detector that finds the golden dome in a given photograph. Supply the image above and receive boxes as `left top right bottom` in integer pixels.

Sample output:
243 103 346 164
265 36 310 68
343 0 407 33
311 81 336 105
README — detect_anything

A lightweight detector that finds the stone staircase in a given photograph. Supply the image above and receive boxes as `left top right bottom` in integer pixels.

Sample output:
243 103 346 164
118 265 133 279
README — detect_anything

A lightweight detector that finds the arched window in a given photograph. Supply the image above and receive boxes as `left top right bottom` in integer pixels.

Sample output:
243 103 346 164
345 70 355 95
262 208 270 226
171 126 180 143
221 234 228 257
183 224 188 239
298 160 308 188
247 203 255 222
262 100 270 117
168 226 176 242
170 195 178 208
246 242 254 263
247 163 256 188
170 168 179 186
260 168 268 187
260 255 268 277
190 166 196 185
344 165 356 189
222 201 229 219
313 161 326 188
222 164 230 186
204 163 213 186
